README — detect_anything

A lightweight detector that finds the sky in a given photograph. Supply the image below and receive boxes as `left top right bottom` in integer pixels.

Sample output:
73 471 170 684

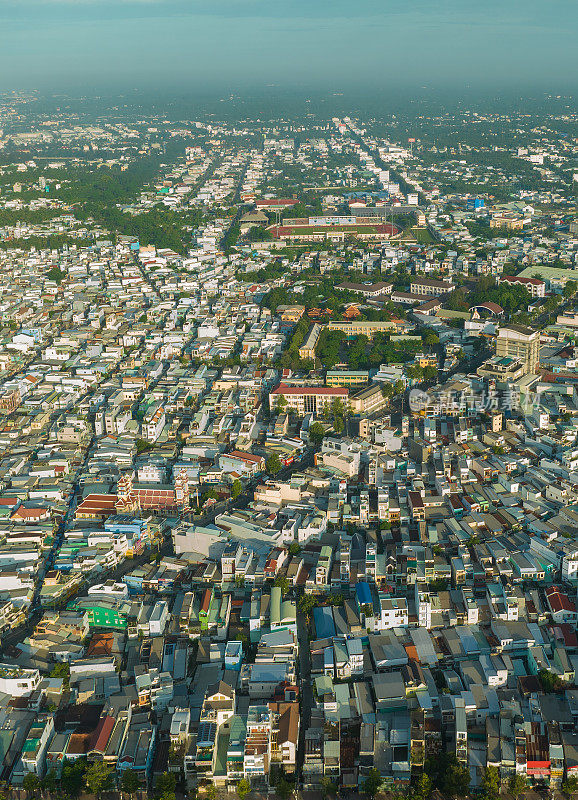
1 0 577 95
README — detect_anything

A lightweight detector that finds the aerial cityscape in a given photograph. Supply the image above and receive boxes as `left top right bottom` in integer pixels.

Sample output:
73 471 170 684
0 1 578 800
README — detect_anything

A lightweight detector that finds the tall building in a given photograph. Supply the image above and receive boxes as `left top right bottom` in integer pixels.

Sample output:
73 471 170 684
495 323 539 375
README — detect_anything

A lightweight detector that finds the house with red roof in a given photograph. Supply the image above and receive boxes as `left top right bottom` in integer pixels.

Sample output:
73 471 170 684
11 504 50 524
87 715 116 761
255 198 298 211
499 274 546 298
545 586 578 624
76 494 119 521
219 450 265 476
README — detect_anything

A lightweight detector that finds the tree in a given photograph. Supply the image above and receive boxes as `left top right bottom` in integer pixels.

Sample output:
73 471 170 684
441 756 470 798
320 776 338 798
237 778 251 800
231 479 243 499
121 769 141 795
205 784 217 800
41 771 59 793
298 593 317 615
539 669 563 693
406 364 423 381
247 225 273 242
324 397 346 435
422 329 440 348
156 772 177 799
412 774 432 800
50 661 70 684
266 453 282 475
508 774 527 799
288 542 301 556
362 767 383 799
564 280 577 299
46 266 66 284
480 766 500 800
136 438 154 454
61 759 87 798
275 778 293 800
309 422 326 446
274 574 290 595
22 773 41 795
50 662 70 678
85 761 114 796
562 777 578 797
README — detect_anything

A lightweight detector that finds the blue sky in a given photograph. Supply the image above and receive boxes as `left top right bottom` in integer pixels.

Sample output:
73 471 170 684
1 0 577 92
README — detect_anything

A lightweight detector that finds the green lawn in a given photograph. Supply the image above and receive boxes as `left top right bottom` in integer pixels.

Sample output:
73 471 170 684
411 227 434 243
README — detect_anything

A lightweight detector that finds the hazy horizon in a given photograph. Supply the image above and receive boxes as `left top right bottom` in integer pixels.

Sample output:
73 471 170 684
1 0 577 94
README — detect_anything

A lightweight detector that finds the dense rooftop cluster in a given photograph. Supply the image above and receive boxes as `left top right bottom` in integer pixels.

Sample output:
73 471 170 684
0 92 576 799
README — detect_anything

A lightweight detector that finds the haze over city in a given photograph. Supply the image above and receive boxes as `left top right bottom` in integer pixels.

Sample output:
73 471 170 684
0 2 577 800
2 0 578 92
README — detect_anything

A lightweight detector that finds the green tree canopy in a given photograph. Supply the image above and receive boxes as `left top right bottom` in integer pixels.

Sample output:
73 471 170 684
412 774 433 800
298 594 318 615
562 776 578 797
275 778 294 800
539 668 564 693
156 772 177 800
22 773 41 795
61 759 87 798
442 757 470 798
425 754 470 798
362 767 383 799
421 329 440 348
309 421 326 446
85 761 114 796
46 266 67 284
121 768 141 795
320 776 338 798
480 766 500 800
266 453 282 475
508 774 527 799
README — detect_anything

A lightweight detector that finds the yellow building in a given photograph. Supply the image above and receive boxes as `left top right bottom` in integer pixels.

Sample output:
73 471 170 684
326 370 369 387
325 320 397 339
298 324 322 360
278 305 305 322
495 323 539 375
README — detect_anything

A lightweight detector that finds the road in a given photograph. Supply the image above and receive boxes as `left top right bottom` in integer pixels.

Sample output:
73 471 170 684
295 604 313 788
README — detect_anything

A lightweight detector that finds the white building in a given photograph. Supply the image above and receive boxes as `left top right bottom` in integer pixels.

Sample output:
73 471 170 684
0 665 41 697
379 596 408 630
149 600 170 636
